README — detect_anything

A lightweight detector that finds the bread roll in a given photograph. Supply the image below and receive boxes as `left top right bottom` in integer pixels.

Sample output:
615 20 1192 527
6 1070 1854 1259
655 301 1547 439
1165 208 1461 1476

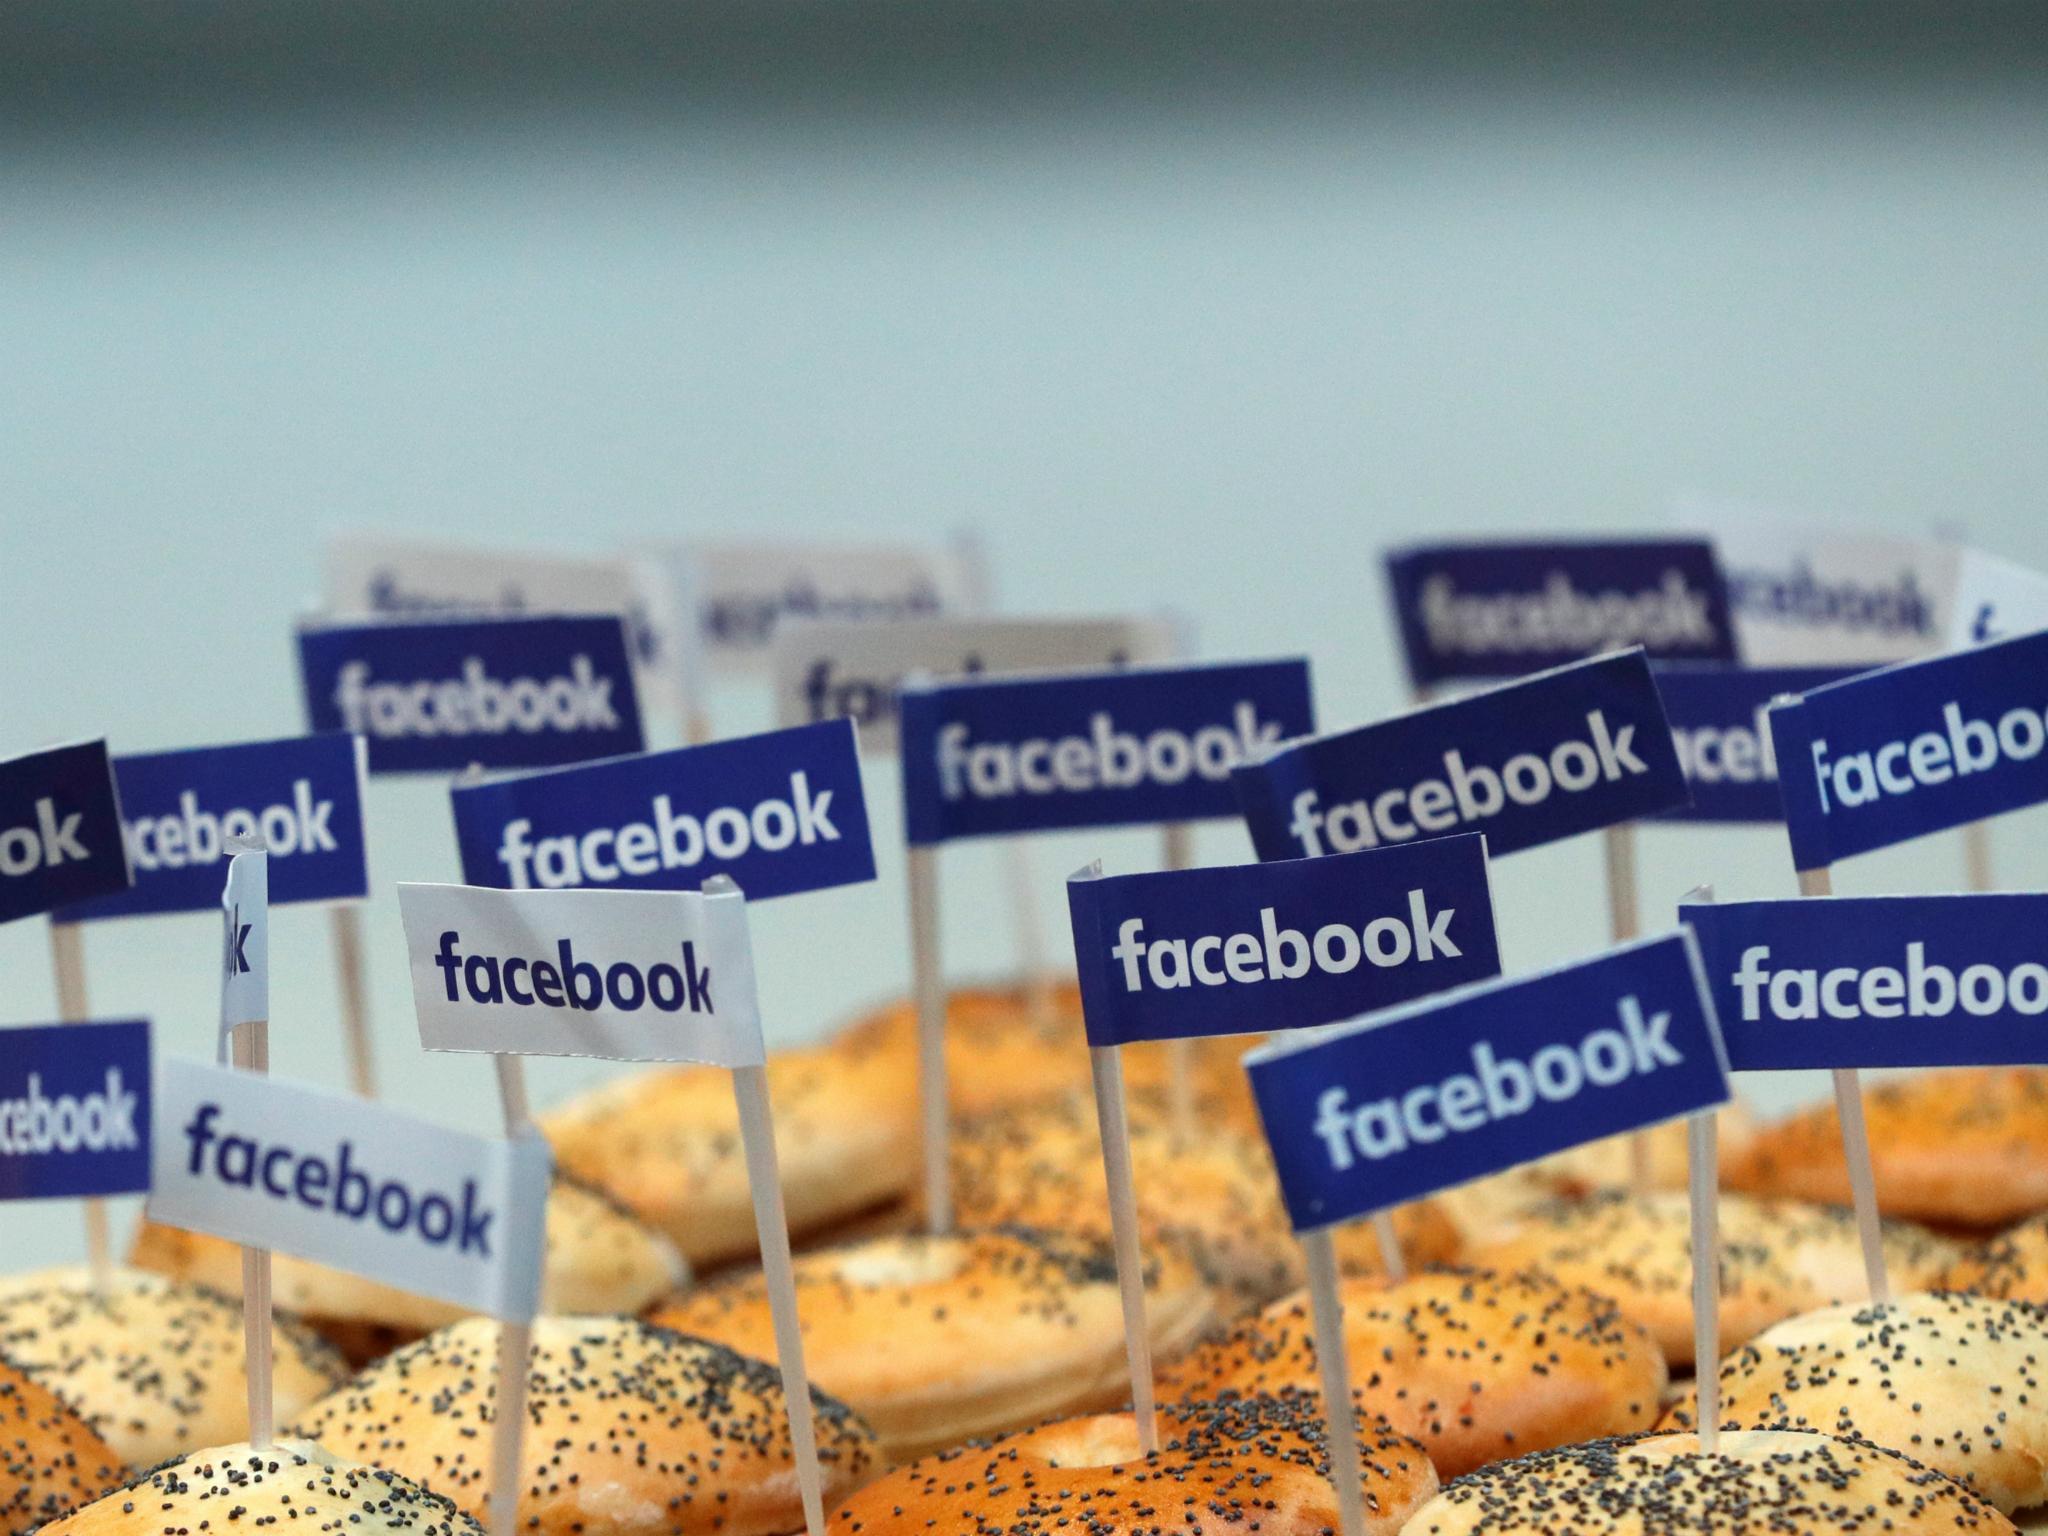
541 1039 913 1268
1466 1191 1958 1365
652 1225 1214 1461
949 1095 1458 1315
291 1315 876 1536
831 982 1255 1122
1521 1103 1755 1197
1397 1428 2015 1534
35 1439 482 1536
1941 1213 2048 1300
0 1357 122 1532
829 1391 1439 1536
1660 1291 2048 1513
0 1269 346 1467
1724 1068 2048 1227
1157 1267 1666 1478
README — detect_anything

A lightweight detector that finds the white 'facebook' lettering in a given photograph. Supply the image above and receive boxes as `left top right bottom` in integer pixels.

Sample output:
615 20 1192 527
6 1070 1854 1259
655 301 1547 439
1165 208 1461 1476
1108 892 1460 993
1308 994 1682 1171
1286 709 1646 856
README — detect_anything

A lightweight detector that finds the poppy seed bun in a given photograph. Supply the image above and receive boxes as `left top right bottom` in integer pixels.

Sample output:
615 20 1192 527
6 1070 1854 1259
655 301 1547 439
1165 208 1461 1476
0 1357 123 1532
1658 1291 2048 1513
130 1175 683 1358
0 1269 347 1467
1396 1428 2016 1535
830 984 1092 1118
291 1315 876 1536
37 1438 482 1536
1466 1191 1959 1366
541 1041 913 1269
830 983 1257 1123
652 1226 1215 1462
1156 1268 1666 1479
1524 1104 1757 1198
829 1391 1439 1536
948 1096 1458 1315
1429 1168 1568 1250
1725 1068 2048 1227
1940 1213 2048 1300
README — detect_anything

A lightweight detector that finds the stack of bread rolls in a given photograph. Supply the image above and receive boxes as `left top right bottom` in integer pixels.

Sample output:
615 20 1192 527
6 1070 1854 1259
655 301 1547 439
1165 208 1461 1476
31 998 2048 1536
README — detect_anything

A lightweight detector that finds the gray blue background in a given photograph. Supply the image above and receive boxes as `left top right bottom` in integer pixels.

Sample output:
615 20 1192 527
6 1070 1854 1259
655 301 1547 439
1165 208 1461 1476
5 2 2047 1265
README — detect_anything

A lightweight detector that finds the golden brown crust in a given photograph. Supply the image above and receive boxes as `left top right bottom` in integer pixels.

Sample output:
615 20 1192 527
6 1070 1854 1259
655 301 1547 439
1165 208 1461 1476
290 1316 876 1536
1940 1213 2048 1300
831 984 1090 1117
1397 1428 2016 1534
0 1268 347 1468
830 983 1258 1123
37 1439 483 1536
1521 1105 1756 1198
652 1225 1215 1462
1657 1290 2048 1514
949 1094 1457 1316
0 1358 122 1533
1466 1191 1958 1366
541 1042 914 1268
1724 1068 2048 1227
129 1174 683 1336
1429 1168 1569 1251
829 1392 1439 1536
1156 1268 1666 1479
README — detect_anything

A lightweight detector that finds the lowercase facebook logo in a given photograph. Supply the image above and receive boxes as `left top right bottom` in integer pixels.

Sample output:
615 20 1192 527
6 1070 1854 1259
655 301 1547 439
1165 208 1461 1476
149 1055 551 1322
0 740 131 923
899 659 1315 845
1767 628 2048 869
297 615 645 774
450 720 874 901
1246 932 1729 1231
1235 650 1687 862
1384 539 1736 689
1651 664 1859 824
1684 893 2048 1070
56 733 369 922
1068 834 1501 1048
398 883 767 1066
0 1020 152 1201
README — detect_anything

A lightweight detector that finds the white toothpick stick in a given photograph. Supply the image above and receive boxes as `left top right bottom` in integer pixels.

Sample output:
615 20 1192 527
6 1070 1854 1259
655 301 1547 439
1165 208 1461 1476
230 1017 275 1449
907 847 950 1234
489 1054 535 1536
1302 1228 1365 1536
1369 1211 1407 1284
46 921 112 1289
1159 823 1198 1141
731 1062 828 1536
702 874 826 1536
327 905 378 1097
1964 821 1996 892
1003 843 1058 1031
1603 823 1653 1195
1687 1110 1721 1453
1088 1042 1159 1452
1796 864 1890 1304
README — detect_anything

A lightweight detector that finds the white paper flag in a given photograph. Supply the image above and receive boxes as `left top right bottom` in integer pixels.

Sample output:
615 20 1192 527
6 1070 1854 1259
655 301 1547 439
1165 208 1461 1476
149 1055 551 1321
219 848 268 1047
771 614 1179 753
664 538 984 678
1947 547 2048 650
397 882 766 1065
1673 499 1956 665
